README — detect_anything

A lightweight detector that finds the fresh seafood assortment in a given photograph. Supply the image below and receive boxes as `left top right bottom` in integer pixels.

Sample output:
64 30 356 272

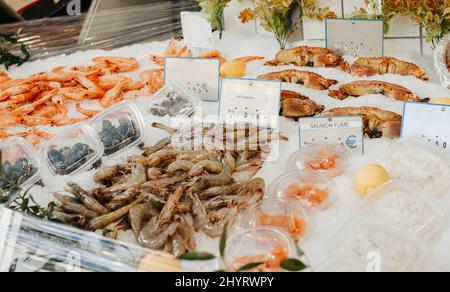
265 46 350 72
351 57 428 80
0 158 37 190
47 143 95 175
328 80 430 103
49 122 287 257
258 69 338 90
322 107 403 138
280 90 325 120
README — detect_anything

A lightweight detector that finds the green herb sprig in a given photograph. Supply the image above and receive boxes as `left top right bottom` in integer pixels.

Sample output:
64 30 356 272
0 30 31 70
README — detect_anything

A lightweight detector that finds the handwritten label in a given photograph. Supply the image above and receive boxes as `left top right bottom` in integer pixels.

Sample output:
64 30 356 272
299 116 364 154
219 78 281 129
326 18 384 57
402 102 450 151
181 12 213 49
165 58 220 101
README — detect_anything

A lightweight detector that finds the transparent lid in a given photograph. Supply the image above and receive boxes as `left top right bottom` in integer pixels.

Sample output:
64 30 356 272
90 101 144 157
42 124 104 176
148 83 200 117
286 143 348 177
0 137 42 191
0 207 180 272
223 227 298 272
327 216 429 272
357 180 448 242
379 136 450 199
237 198 310 242
268 170 336 211
315 256 368 272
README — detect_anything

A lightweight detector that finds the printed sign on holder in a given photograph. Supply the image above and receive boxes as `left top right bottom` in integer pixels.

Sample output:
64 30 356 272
299 116 365 155
402 102 450 151
219 78 281 129
181 11 214 49
165 57 220 102
326 18 384 57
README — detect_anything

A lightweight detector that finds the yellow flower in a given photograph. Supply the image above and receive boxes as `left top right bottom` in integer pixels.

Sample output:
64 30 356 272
239 8 255 24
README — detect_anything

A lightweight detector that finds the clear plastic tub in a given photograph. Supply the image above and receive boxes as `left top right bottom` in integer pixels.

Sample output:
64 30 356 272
327 216 429 272
286 143 348 177
148 83 200 117
223 227 298 272
357 180 448 242
268 170 336 211
90 101 145 157
0 137 42 191
315 256 368 272
237 198 310 242
42 124 103 176
379 136 450 199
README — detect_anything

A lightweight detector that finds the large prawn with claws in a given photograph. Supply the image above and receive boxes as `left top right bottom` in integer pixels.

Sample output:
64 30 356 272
258 69 338 90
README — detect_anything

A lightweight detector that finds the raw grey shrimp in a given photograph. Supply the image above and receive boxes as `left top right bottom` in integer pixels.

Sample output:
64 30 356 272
237 178 266 196
129 202 159 236
147 149 182 167
142 138 172 157
177 214 196 251
198 186 235 199
94 164 128 183
177 150 221 163
87 196 144 230
151 122 177 134
190 162 233 193
65 182 108 215
105 188 140 210
187 160 224 177
167 160 195 174
138 217 180 249
158 186 185 226
171 232 187 258
101 164 147 194
103 218 128 239
53 192 99 219
52 209 86 226
231 165 262 184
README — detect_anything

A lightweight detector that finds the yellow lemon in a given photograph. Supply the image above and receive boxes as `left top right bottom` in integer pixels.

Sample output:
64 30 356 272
432 98 450 105
220 60 247 78
355 164 390 197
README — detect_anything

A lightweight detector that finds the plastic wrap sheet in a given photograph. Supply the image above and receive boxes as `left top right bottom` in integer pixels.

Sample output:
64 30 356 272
0 1 198 61
0 206 179 272
434 34 450 89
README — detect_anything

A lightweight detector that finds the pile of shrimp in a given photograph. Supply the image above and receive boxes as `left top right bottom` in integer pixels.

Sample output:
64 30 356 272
50 122 288 257
0 56 156 145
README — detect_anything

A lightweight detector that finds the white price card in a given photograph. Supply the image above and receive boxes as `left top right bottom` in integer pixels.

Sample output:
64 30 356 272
299 116 364 155
219 78 281 129
181 12 214 49
165 57 220 101
402 102 450 151
326 18 384 57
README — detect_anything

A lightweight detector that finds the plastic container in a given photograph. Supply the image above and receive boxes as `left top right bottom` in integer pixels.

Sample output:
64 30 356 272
90 101 145 157
42 124 103 176
315 256 368 272
327 216 429 272
286 143 348 177
379 136 450 200
237 198 310 242
223 227 298 272
0 137 42 191
357 180 448 242
148 83 200 117
268 170 336 211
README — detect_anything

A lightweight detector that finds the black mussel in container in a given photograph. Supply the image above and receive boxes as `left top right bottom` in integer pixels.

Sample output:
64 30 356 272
99 117 139 156
47 143 95 175
0 157 38 190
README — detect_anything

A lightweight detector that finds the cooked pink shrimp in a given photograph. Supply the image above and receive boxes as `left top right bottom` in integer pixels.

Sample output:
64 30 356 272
92 56 140 73
140 69 164 94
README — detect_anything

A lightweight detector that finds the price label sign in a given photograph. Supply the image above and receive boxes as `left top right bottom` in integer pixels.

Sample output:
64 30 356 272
181 12 213 49
219 78 281 129
326 18 384 57
299 116 365 155
402 102 450 151
165 57 220 101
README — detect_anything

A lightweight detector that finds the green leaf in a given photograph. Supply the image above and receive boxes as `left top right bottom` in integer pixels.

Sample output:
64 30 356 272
177 252 216 261
280 259 307 272
237 262 264 272
219 221 229 258
0 196 9 204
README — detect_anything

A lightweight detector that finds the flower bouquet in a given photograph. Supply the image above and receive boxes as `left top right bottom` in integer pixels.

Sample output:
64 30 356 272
239 0 336 49
197 0 232 39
